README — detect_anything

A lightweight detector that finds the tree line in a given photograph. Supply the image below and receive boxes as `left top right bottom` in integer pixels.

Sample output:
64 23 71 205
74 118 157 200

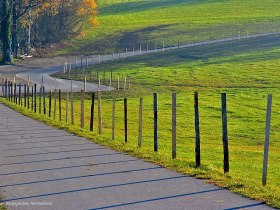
0 0 97 64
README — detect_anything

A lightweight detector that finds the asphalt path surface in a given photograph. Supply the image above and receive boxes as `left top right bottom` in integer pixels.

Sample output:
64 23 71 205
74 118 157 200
16 66 113 93
15 31 280 92
0 103 275 210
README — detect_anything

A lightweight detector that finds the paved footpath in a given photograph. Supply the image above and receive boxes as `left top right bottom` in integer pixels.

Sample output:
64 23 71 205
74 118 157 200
0 103 274 210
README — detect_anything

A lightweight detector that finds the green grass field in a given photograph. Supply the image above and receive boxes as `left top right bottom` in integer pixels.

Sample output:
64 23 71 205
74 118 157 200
60 0 280 55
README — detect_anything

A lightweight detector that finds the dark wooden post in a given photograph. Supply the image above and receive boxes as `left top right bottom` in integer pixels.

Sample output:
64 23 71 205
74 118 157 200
66 91 69 123
43 86 46 115
4 79 7 99
172 92 177 159
19 84 22 105
24 84 26 107
31 86 34 111
9 82 11 101
221 93 229 173
138 98 143 147
49 89 52 117
153 93 158 152
124 98 128 143
59 89 61 121
194 92 201 166
9 82 12 101
34 84 37 113
39 86 42 114
90 92 95 131
27 84 30 109
262 94 272 186
9 81 11 101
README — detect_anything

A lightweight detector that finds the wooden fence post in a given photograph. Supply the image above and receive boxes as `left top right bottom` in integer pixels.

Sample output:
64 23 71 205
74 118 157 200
80 90 84 128
7 81 9 100
7 81 10 101
31 86 33 111
49 88 52 117
154 93 158 152
124 76 127 90
39 86 42 114
194 92 201 166
172 92 177 159
34 84 37 113
124 98 128 143
221 93 229 173
14 83 16 103
4 79 7 99
6 81 8 100
98 92 102 134
71 80 74 125
90 92 95 131
59 89 61 121
138 97 143 147
43 86 46 115
112 98 116 140
11 82 13 101
262 94 272 186
84 77 87 92
54 89 57 120
9 82 11 103
27 84 30 109
66 91 69 123
19 84 22 106
24 84 26 107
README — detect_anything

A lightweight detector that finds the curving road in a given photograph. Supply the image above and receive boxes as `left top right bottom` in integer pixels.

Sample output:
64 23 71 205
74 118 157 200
16 66 113 93
16 31 280 92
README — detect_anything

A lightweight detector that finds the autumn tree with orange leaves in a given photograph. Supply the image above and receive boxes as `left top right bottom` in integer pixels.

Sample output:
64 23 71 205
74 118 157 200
1 0 98 64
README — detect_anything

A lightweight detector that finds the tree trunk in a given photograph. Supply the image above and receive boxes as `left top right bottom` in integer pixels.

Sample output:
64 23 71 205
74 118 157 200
26 10 32 55
11 3 18 57
1 0 13 64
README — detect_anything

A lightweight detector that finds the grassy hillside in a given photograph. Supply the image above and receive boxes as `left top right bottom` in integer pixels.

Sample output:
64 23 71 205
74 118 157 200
62 0 280 55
